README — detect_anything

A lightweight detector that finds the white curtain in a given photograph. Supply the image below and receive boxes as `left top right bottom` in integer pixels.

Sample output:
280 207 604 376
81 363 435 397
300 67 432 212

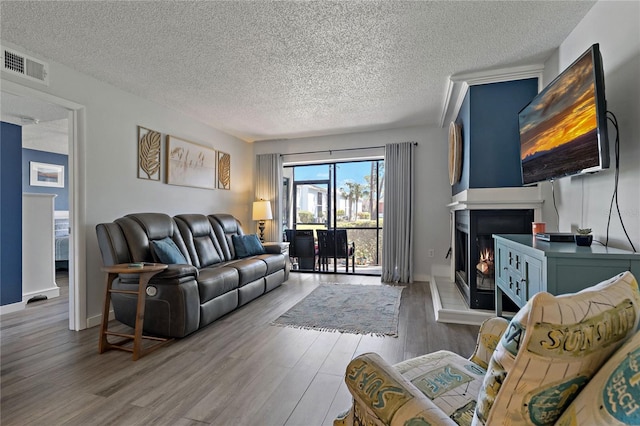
382 142 415 283
255 153 283 242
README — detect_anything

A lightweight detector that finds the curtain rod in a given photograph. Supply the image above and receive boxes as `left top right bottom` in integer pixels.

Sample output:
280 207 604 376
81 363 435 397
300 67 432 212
279 142 417 157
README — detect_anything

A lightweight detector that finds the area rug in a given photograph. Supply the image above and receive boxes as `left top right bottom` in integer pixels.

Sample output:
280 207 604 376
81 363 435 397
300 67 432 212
272 284 403 337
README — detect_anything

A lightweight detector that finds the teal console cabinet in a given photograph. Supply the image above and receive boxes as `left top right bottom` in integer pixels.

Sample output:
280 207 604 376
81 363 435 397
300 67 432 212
493 234 640 316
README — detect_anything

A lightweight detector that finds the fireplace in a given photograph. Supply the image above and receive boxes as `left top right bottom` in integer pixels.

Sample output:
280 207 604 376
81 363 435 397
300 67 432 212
455 209 534 310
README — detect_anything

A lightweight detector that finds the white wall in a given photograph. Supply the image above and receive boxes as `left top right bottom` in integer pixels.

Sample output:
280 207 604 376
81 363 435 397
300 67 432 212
5 0 632 324
545 1 639 251
1 41 254 326
254 125 450 281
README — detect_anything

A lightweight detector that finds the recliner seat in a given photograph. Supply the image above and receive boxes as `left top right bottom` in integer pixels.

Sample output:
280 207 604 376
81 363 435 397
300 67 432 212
96 212 287 338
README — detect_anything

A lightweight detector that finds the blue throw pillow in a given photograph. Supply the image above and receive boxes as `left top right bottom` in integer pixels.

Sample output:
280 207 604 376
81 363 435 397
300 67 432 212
244 234 266 255
232 234 266 258
151 237 187 264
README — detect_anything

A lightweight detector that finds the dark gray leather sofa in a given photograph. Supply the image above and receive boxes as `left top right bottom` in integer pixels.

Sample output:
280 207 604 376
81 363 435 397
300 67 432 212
96 212 287 338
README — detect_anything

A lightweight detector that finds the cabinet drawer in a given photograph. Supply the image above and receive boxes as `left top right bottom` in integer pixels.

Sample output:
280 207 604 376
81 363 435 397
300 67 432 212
507 247 524 274
496 242 522 307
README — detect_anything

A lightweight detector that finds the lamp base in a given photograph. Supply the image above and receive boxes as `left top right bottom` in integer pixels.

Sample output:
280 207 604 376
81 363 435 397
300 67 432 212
258 221 266 242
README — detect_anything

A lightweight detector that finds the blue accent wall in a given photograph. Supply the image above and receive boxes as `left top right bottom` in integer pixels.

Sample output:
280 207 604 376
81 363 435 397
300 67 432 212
470 79 538 188
1 122 23 306
453 78 538 194
22 148 69 210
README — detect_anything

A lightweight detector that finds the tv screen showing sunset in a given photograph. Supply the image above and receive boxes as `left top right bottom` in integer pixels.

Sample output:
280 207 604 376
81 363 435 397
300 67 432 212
519 49 601 185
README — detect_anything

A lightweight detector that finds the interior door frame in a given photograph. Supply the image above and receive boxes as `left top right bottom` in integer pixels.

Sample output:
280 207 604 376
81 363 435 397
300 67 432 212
2 80 87 331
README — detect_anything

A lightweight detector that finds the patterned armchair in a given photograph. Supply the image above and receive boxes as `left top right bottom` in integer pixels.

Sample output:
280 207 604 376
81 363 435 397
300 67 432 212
335 271 640 426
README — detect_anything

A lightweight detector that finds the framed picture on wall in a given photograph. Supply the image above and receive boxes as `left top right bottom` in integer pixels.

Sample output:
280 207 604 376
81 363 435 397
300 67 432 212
30 161 64 188
166 135 217 189
137 126 161 181
217 150 231 190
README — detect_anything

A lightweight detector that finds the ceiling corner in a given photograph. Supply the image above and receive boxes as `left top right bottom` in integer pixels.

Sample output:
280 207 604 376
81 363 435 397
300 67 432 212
439 64 544 127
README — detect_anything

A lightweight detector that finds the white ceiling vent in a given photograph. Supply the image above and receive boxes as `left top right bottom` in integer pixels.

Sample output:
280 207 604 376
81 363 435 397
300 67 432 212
2 48 49 85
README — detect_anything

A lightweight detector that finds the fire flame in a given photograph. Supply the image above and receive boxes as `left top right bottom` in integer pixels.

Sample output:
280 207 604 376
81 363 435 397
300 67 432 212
479 248 494 263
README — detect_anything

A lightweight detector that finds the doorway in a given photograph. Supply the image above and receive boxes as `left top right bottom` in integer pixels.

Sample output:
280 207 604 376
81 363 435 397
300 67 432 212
1 83 85 330
284 160 384 276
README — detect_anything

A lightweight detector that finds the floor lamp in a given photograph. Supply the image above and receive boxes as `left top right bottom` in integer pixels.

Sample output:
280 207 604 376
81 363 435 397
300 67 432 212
252 200 273 242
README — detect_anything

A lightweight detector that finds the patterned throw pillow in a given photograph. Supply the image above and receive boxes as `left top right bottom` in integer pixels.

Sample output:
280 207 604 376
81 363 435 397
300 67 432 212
555 330 640 425
474 271 640 426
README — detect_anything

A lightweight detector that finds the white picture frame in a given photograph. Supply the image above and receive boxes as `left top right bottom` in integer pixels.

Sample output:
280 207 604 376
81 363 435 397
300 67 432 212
166 135 216 189
29 161 65 188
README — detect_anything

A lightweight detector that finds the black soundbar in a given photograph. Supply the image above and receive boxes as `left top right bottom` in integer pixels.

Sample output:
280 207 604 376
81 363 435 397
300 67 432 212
535 233 575 242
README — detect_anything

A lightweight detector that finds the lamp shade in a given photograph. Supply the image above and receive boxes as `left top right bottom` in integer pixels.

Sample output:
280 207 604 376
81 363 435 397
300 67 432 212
252 200 273 221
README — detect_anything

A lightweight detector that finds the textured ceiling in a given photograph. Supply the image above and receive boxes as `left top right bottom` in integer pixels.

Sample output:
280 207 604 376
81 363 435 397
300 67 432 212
1 1 595 142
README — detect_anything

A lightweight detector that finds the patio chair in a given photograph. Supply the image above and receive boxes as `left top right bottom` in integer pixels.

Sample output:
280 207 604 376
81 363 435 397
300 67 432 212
285 229 316 271
317 229 355 273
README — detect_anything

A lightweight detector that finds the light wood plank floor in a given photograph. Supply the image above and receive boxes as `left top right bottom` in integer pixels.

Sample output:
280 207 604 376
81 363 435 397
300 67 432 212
1 271 479 425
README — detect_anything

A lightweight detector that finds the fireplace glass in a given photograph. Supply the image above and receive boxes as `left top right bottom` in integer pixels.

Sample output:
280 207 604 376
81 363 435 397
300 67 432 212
455 209 534 310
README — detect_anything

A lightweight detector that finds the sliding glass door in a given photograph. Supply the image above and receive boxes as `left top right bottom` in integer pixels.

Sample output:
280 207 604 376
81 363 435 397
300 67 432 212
283 160 383 276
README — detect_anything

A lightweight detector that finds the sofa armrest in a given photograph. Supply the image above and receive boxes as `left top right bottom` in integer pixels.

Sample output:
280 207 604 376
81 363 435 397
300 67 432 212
119 264 198 286
263 242 287 255
468 316 509 370
339 352 457 426
153 264 199 281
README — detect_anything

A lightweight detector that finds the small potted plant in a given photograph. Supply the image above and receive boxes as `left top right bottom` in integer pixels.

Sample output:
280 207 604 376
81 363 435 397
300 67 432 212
575 228 593 247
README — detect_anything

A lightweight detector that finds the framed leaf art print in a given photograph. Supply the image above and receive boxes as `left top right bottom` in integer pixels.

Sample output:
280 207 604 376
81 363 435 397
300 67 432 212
217 151 231 190
137 126 161 181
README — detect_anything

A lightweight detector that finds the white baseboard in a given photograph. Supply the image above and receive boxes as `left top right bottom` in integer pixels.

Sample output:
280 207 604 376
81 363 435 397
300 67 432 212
86 309 115 329
22 286 60 304
413 273 430 282
431 263 450 279
0 300 27 315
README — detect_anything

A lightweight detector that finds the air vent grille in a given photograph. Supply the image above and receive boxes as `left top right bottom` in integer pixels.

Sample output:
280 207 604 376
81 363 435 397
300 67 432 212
2 48 49 85
5 50 24 73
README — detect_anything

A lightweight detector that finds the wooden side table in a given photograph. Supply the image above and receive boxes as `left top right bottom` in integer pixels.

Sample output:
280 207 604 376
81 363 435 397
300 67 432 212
99 263 170 360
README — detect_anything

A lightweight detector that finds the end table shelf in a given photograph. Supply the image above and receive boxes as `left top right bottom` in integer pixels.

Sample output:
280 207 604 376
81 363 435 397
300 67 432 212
99 263 170 360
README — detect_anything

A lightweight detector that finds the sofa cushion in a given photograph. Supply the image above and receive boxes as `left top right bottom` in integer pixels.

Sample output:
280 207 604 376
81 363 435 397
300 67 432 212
196 266 239 304
175 214 225 268
224 258 268 286
555 330 640 426
394 350 487 423
151 237 188 264
209 214 244 261
254 253 286 275
232 234 266 258
475 271 640 426
115 213 191 264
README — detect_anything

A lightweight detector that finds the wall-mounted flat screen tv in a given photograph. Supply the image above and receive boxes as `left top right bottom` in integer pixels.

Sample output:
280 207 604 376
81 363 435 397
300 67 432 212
519 43 609 185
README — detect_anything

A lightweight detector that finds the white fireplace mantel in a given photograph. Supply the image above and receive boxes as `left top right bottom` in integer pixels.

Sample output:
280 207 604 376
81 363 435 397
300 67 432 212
448 187 544 219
